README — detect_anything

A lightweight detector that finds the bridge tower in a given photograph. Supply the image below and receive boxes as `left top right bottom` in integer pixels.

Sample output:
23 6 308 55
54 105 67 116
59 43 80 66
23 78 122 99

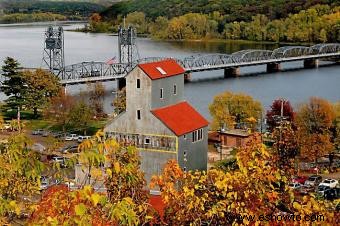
42 26 65 78
118 26 139 68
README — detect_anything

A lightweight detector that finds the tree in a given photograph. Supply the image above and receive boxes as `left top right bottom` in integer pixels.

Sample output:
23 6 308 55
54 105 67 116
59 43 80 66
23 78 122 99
112 87 126 115
0 134 44 224
29 185 114 225
209 91 262 130
151 139 337 225
295 97 336 163
88 82 106 118
44 90 75 132
266 99 295 132
0 57 26 114
22 69 61 118
272 124 299 176
68 101 93 135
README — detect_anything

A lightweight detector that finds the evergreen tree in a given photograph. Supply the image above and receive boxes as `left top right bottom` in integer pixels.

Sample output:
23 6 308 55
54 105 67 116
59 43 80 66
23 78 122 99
1 57 26 113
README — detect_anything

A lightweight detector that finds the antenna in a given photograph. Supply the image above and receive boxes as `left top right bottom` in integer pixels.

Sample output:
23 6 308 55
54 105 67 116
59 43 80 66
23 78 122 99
42 26 65 79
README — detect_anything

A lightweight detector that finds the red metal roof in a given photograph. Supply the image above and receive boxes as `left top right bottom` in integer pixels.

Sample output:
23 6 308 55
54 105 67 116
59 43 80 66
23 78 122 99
138 59 185 80
152 102 209 136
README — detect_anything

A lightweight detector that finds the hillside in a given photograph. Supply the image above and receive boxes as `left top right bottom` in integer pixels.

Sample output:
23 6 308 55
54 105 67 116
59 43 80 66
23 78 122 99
0 0 105 17
101 0 339 22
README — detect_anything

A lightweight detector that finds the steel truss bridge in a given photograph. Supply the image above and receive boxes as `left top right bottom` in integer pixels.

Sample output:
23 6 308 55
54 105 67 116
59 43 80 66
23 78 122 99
58 43 339 85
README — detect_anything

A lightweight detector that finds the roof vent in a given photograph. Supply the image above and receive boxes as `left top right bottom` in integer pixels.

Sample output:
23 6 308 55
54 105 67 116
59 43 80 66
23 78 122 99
156 67 167 75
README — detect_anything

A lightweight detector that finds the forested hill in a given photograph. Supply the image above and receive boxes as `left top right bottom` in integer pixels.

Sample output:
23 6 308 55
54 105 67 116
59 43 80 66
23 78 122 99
101 0 339 22
0 1 105 17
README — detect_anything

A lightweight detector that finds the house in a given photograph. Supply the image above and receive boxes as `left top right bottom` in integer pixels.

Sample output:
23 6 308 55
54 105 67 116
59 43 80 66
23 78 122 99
215 129 260 148
104 59 208 186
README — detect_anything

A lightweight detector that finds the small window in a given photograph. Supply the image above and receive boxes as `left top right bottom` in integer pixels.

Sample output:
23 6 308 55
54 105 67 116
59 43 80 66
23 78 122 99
137 110 141 120
173 84 177 95
183 167 187 172
183 134 186 140
160 88 163 99
184 151 187 157
136 79 140 88
156 67 167 75
145 138 150 144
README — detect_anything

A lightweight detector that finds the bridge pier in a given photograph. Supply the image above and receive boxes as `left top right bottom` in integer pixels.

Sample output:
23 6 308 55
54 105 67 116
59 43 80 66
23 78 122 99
266 63 281 73
184 73 191 83
224 67 240 78
117 78 126 90
303 59 319 68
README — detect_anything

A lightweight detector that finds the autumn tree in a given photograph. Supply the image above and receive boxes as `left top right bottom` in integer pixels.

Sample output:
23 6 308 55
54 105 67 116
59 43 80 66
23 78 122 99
266 99 295 132
333 102 340 151
0 57 26 115
272 124 299 176
152 139 337 225
295 97 336 163
22 69 61 118
209 91 262 130
112 87 126 115
0 134 44 224
88 82 106 118
29 185 114 226
44 90 75 132
68 101 93 135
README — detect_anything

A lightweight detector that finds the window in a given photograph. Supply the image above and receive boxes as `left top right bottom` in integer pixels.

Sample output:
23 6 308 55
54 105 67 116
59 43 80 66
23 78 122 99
160 88 163 99
236 138 241 147
192 128 203 142
183 167 187 172
173 84 177 95
184 151 187 157
137 110 141 120
156 67 167 75
136 79 140 88
144 138 150 144
183 134 186 140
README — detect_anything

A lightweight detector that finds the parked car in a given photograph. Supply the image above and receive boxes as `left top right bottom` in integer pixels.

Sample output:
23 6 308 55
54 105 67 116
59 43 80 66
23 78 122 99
299 185 315 195
40 176 49 190
289 183 301 190
31 143 46 153
32 129 44 135
292 176 308 184
52 131 64 138
65 134 79 141
319 179 339 188
317 185 330 196
324 188 339 200
61 144 79 154
305 175 322 187
42 130 50 137
77 135 91 143
51 156 68 168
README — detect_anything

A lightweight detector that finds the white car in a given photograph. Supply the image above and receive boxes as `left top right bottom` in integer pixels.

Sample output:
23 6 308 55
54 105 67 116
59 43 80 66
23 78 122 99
77 135 91 143
65 134 79 141
288 183 301 190
319 179 339 188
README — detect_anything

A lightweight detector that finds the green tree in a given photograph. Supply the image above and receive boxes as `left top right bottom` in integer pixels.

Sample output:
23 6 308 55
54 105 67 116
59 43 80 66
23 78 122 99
0 57 26 114
209 91 263 130
112 87 126 115
22 69 61 118
68 101 93 135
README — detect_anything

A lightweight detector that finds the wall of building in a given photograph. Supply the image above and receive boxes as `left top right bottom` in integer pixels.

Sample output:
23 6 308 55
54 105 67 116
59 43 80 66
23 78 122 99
151 74 184 109
139 150 177 186
105 67 173 136
177 126 208 172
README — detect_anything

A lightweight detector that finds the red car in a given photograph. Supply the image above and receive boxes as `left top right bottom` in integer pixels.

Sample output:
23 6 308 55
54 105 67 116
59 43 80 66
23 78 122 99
292 175 309 184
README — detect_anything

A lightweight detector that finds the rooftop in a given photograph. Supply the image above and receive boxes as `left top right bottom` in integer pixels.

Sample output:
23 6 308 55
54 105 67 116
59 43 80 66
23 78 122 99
219 129 250 137
138 59 185 80
152 101 208 136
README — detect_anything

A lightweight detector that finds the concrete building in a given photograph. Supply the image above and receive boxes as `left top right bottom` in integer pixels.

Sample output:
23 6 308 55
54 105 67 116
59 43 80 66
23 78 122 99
104 59 208 185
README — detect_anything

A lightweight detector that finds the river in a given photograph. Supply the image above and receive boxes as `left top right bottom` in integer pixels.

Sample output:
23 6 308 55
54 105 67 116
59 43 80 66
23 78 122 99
0 22 339 119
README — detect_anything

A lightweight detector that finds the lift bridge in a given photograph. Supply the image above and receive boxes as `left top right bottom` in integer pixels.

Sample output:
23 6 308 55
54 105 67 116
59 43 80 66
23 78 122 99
42 26 340 85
